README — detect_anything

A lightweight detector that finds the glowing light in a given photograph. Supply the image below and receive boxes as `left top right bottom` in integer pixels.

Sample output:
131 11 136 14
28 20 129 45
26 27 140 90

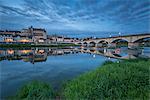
20 50 32 54
38 40 44 42
38 50 45 54
4 39 13 42
19 39 31 42
93 55 96 58
115 48 121 54
7 50 14 54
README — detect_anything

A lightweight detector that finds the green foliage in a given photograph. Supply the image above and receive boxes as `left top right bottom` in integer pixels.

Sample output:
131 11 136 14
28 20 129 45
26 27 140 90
14 81 55 100
0 43 78 48
64 59 150 99
102 60 114 65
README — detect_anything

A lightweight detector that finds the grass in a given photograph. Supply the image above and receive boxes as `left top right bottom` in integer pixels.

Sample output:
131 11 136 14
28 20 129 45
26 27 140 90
101 60 114 65
63 59 150 99
10 81 55 100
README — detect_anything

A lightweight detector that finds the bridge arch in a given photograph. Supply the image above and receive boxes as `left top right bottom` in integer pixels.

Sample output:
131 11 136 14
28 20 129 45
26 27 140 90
133 37 150 43
111 38 129 43
133 37 150 47
78 42 82 45
97 40 108 47
89 41 96 47
82 42 88 46
111 39 128 47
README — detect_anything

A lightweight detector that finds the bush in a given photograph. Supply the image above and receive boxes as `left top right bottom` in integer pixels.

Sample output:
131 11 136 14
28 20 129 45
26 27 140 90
14 81 55 100
64 59 150 99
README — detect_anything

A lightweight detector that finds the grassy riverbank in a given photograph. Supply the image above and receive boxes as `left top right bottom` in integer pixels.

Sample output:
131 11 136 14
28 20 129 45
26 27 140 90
12 59 150 99
64 59 150 99
0 43 78 48
9 81 55 100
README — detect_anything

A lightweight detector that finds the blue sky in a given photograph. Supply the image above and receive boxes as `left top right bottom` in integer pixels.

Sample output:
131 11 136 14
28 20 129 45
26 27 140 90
0 0 150 37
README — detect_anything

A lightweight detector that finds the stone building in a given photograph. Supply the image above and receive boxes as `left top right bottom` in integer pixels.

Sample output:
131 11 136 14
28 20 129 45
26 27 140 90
0 30 21 43
32 27 47 43
21 26 47 44
47 35 78 44
0 26 79 44
47 35 64 44
0 26 47 44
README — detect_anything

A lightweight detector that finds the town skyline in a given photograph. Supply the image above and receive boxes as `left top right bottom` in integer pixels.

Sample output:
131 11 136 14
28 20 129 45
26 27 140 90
1 25 150 38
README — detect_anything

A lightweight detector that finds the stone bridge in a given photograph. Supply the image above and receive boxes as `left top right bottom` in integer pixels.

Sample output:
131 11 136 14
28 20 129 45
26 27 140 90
77 33 150 48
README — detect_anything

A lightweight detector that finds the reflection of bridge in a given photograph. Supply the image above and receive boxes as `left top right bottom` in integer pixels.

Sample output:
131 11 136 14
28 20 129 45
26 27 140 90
0 47 149 63
79 47 145 59
78 34 150 49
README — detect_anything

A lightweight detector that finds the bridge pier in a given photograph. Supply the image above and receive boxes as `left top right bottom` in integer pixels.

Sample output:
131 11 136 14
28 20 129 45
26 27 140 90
128 42 139 49
95 43 98 47
82 44 87 47
97 43 108 48
97 43 102 47
108 43 116 48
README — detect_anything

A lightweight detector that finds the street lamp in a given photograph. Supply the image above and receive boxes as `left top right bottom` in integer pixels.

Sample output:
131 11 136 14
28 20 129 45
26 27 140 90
109 34 111 37
119 32 121 35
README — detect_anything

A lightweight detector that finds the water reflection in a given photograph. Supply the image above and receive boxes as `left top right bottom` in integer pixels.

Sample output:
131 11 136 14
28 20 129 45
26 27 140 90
0 47 150 98
0 47 150 63
0 48 78 63
80 47 150 59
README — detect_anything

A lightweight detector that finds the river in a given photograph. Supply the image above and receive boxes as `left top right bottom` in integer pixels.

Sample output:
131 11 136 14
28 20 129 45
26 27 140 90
0 47 150 98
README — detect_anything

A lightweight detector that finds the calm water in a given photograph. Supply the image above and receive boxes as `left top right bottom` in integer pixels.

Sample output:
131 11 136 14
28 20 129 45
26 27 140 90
0 47 150 98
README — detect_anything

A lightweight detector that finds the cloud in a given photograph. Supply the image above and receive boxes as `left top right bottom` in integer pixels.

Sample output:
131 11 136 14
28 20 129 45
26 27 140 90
0 0 149 36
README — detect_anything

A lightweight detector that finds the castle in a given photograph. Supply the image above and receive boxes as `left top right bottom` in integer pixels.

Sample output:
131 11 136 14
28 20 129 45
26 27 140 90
0 26 79 44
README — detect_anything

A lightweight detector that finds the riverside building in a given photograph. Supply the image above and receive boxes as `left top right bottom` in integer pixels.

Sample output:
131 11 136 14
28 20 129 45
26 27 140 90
0 26 79 44
0 26 47 44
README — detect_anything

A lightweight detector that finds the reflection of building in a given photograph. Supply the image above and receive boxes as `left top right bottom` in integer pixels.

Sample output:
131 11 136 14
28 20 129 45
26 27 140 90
0 47 149 63
0 48 78 63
